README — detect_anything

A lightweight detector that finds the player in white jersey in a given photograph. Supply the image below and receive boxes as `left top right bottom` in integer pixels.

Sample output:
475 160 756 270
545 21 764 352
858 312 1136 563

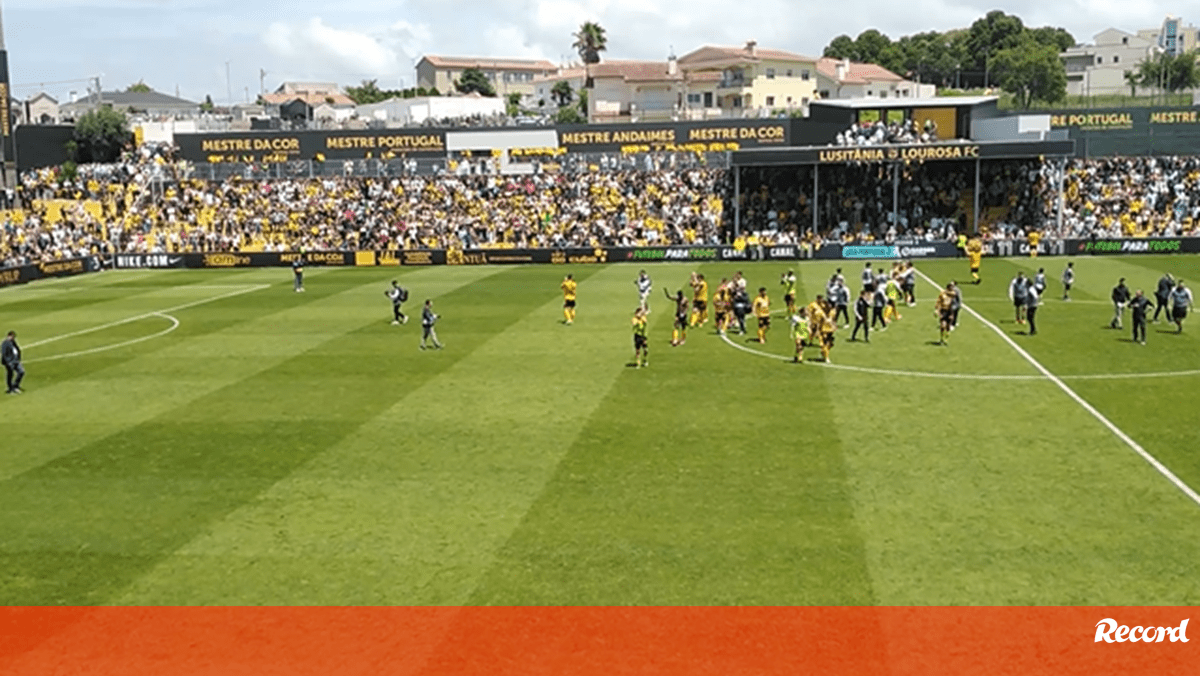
635 270 653 312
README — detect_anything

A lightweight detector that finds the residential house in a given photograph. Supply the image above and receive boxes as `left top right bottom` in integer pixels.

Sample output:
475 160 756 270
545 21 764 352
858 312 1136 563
1061 18 1200 97
1136 16 1200 56
677 41 819 118
588 59 686 123
261 82 356 108
416 55 557 99
59 89 200 119
814 58 932 100
14 92 61 125
1060 29 1156 97
531 67 587 112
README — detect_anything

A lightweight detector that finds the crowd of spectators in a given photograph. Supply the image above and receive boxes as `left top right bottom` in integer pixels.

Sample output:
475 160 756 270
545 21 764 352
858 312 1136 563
1055 156 1200 238
2 154 728 261
6 145 1200 267
834 119 939 147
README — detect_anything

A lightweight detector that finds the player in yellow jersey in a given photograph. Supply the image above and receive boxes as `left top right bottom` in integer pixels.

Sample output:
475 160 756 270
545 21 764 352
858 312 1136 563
884 276 903 322
631 307 649 368
561 274 577 324
934 283 957 345
689 273 710 328
790 311 809 363
666 288 689 346
818 300 837 364
752 287 771 344
967 237 983 284
1027 229 1041 258
804 296 826 346
712 279 732 334
780 270 798 316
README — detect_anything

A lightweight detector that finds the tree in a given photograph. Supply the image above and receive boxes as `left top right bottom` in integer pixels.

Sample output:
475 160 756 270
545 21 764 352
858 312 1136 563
573 21 607 89
965 10 1027 88
200 95 215 113
578 89 588 116
1137 50 1200 93
551 80 574 107
853 29 893 67
125 80 152 93
72 107 131 163
455 67 495 96
1026 26 1075 53
991 40 1066 108
506 92 523 116
823 34 856 60
346 79 388 104
555 106 585 124
1123 70 1141 97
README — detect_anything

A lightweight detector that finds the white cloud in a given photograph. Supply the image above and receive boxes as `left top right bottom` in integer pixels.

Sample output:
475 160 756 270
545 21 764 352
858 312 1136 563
263 17 400 76
7 0 1195 102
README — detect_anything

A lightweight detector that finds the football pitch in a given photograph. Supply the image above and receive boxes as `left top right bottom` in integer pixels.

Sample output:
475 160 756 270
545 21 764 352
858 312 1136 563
1 255 1198 606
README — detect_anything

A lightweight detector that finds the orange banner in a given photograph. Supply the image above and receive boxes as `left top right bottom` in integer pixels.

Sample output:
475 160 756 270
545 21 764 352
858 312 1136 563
1 607 1195 675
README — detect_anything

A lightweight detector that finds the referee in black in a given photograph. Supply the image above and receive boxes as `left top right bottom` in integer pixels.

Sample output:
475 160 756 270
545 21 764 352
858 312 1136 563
851 289 871 342
1153 272 1174 322
1129 290 1150 345
292 255 305 293
1110 278 1130 329
2 330 24 394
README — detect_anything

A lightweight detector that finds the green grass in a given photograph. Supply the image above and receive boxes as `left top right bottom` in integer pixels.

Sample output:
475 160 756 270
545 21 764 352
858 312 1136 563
0 256 1198 606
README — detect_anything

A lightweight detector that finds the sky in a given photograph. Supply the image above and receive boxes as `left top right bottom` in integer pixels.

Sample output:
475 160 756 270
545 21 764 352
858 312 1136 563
1 0 1189 104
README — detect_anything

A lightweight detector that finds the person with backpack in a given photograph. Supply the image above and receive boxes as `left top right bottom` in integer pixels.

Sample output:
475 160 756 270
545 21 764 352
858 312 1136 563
386 280 409 325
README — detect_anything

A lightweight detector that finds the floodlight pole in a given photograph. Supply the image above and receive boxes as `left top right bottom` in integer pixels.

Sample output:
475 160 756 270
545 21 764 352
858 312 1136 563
972 158 981 234
891 162 899 234
812 164 819 237
1056 158 1066 235
733 164 741 239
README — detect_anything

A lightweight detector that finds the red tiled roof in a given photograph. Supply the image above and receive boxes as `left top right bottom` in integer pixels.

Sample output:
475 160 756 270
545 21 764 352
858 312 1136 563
420 55 557 71
531 68 587 84
815 57 905 85
679 45 817 68
591 60 682 82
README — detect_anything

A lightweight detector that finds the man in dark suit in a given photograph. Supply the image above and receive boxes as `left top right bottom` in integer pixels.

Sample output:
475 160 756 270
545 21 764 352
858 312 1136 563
2 331 24 394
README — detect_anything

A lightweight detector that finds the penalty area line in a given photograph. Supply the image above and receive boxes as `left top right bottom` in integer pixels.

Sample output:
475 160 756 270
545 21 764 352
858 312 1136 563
916 269 1200 510
25 284 269 350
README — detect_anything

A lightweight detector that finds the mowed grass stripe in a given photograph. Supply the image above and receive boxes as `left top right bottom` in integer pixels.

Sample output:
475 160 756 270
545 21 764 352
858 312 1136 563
830 257 1200 604
0 267 487 481
972 255 1200 507
0 269 276 330
468 263 880 605
0 266 513 605
0 270 159 308
0 270 399 482
113 265 623 605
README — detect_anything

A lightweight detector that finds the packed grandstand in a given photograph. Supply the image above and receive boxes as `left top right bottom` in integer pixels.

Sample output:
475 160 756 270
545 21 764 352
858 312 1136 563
3 141 1200 266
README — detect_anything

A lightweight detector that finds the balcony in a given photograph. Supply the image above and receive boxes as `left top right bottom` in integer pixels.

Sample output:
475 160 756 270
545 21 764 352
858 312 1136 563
718 76 748 89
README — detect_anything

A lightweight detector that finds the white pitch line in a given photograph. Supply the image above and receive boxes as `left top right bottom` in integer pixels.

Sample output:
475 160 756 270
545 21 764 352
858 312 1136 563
916 269 1200 510
26 313 180 363
24 284 269 350
719 332 1045 381
967 298 1109 305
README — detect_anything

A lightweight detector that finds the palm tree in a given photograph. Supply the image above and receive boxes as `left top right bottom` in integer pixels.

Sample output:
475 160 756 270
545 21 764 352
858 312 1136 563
551 80 574 108
1123 70 1140 98
573 21 607 90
